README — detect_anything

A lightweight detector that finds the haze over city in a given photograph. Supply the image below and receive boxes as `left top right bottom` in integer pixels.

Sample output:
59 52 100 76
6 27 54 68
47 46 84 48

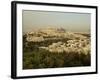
22 10 91 33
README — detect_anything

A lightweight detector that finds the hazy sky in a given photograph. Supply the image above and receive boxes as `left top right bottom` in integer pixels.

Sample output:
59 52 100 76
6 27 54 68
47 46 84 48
22 10 91 33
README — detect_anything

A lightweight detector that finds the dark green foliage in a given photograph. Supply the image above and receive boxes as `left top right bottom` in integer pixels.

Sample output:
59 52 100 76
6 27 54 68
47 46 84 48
23 49 91 69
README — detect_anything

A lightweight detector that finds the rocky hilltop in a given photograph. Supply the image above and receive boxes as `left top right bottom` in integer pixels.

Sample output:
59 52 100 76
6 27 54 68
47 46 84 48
24 27 90 54
25 27 88 42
